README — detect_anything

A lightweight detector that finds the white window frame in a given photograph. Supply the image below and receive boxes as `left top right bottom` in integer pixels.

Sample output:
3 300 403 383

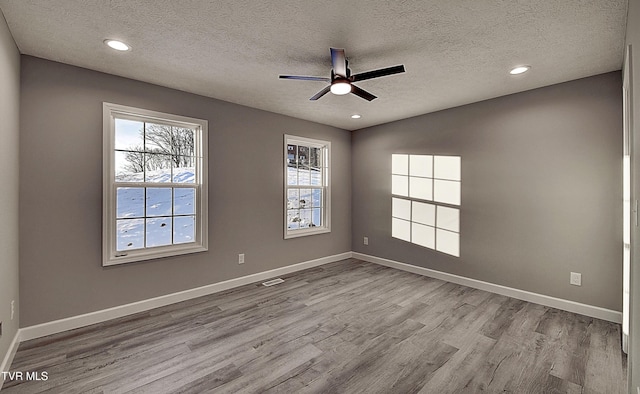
103 103 208 266
284 135 331 239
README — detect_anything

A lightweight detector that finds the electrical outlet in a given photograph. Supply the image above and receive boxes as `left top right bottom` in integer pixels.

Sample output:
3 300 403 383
238 254 245 264
364 237 369 245
570 272 582 286
11 300 14 320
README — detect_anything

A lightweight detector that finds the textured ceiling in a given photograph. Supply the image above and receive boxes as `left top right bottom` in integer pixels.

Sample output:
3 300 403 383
0 0 628 130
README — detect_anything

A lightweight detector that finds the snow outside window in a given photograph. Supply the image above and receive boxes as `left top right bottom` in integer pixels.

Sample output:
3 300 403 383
391 154 461 257
103 103 208 266
284 135 331 239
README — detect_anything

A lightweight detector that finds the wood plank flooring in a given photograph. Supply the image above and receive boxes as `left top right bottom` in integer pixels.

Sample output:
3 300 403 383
2 258 627 393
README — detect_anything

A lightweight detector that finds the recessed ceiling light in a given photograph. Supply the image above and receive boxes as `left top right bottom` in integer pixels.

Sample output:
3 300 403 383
351 114 361 119
510 65 530 75
104 39 131 51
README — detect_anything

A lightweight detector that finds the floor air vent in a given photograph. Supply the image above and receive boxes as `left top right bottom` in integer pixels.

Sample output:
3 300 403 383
262 278 285 287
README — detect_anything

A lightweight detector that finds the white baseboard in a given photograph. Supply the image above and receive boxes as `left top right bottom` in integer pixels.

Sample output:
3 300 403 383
353 252 622 324
0 329 21 390
20 252 352 342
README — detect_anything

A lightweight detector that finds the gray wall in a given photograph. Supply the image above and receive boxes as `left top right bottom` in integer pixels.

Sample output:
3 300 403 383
0 11 20 365
19 56 351 327
352 72 622 311
626 0 640 390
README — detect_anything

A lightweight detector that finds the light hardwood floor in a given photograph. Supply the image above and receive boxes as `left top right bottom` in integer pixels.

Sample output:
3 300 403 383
3 259 627 393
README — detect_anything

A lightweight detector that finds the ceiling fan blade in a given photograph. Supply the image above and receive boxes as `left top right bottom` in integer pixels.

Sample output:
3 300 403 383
310 86 331 101
279 75 330 82
351 85 377 101
330 48 347 77
350 65 406 82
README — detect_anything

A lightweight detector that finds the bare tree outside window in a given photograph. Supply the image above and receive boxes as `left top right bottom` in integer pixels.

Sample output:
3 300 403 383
122 124 195 174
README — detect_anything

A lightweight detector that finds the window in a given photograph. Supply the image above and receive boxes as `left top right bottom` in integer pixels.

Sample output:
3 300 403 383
391 154 461 257
103 103 208 266
284 135 330 238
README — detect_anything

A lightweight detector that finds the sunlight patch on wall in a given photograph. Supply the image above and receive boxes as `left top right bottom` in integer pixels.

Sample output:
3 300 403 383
391 154 461 257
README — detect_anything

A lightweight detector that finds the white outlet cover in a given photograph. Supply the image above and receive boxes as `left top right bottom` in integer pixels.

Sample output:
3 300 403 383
570 272 582 286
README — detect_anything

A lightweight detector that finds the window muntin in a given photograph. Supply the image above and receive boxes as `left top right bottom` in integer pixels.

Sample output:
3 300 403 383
103 103 208 266
284 135 330 238
391 154 460 257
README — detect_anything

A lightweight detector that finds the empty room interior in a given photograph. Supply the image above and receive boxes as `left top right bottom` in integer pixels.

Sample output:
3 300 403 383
1 1 640 393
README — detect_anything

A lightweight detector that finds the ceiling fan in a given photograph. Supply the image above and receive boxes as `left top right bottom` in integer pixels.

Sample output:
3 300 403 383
279 48 406 101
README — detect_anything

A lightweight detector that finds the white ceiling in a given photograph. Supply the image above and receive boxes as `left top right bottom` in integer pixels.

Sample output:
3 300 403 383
0 0 628 131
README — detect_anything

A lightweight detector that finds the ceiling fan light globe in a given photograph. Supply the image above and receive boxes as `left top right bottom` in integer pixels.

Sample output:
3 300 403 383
330 81 351 95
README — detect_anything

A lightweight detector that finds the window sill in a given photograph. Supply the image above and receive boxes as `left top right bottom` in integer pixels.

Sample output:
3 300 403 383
284 227 331 239
103 244 207 266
